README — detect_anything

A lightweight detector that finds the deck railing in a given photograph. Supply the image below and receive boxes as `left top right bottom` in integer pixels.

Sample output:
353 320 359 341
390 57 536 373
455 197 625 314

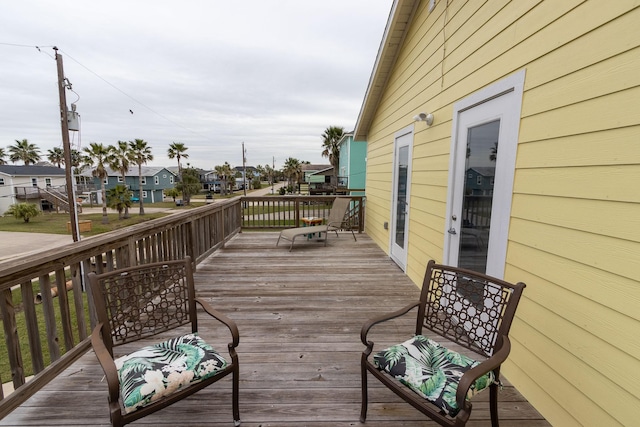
0 195 364 417
241 195 364 232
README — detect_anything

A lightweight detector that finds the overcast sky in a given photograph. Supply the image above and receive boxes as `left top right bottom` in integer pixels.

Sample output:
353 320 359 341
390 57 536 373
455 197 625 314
0 1 391 171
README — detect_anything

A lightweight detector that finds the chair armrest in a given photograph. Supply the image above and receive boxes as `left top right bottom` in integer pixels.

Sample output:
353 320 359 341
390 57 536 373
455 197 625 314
360 301 420 347
195 297 240 348
455 335 511 408
91 323 120 404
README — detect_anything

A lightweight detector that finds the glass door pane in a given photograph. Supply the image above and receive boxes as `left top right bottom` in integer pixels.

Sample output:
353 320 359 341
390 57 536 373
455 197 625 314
458 120 500 273
395 146 409 248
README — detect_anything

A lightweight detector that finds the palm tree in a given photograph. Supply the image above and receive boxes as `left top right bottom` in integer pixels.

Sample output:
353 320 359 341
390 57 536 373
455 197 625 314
489 142 498 162
106 185 132 220
282 157 302 192
321 126 344 187
83 142 112 224
47 147 65 167
214 162 234 195
9 139 41 165
108 141 133 219
0 148 6 165
167 142 189 186
129 139 154 215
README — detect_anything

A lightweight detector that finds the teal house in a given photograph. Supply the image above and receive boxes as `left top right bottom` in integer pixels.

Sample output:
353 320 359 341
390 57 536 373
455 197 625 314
337 131 367 195
83 166 176 204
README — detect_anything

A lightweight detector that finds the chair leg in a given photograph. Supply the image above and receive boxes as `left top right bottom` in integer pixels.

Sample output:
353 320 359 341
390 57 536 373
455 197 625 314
490 382 499 427
360 359 369 422
233 364 241 426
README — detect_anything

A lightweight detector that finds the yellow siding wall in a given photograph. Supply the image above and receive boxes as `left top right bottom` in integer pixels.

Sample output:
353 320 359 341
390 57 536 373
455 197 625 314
364 0 640 425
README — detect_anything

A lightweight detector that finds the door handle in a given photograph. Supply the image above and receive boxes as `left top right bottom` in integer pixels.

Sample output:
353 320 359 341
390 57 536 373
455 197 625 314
447 228 457 235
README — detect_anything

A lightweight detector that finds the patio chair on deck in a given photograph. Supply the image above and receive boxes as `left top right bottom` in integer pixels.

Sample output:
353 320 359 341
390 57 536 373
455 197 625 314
89 257 240 427
360 260 525 427
276 197 356 251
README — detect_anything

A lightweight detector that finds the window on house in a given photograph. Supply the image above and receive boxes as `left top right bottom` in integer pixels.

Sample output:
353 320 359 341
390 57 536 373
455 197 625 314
31 178 38 187
142 191 148 198
170 176 174 184
141 177 146 185
45 178 52 188
163 174 167 178
0 178 4 186
117 176 124 183
154 176 159 185
103 177 108 185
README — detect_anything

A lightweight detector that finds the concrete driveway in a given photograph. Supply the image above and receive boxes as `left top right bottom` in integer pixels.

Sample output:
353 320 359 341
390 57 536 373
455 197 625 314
0 231 75 262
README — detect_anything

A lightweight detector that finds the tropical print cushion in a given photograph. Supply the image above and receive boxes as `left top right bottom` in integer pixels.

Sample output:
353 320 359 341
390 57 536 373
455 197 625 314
115 334 227 413
373 335 494 416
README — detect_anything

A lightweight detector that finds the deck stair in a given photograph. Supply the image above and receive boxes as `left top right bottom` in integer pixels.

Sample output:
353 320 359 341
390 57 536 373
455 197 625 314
39 188 82 213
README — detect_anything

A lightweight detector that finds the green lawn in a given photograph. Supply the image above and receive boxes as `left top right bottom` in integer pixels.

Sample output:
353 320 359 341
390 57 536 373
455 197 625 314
0 279 91 383
0 210 171 236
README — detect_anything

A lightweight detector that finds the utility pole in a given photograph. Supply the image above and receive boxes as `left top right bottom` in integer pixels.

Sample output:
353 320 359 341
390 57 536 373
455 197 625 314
242 142 247 197
54 47 80 242
272 156 275 194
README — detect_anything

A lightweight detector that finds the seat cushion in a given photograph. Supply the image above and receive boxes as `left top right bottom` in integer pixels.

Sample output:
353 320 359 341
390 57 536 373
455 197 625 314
373 335 494 417
115 334 227 413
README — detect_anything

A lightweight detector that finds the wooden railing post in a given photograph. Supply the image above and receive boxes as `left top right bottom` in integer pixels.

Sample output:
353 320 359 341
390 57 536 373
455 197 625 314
0 289 25 390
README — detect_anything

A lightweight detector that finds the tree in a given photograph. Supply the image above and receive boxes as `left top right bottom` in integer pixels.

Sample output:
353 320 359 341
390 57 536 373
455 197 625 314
167 142 189 187
282 157 302 192
490 142 498 162
108 141 133 219
9 139 41 165
106 185 132 220
321 126 344 187
214 162 234 195
5 202 39 223
129 139 154 216
47 147 65 167
164 187 180 202
83 142 112 224
0 147 5 165
176 167 201 204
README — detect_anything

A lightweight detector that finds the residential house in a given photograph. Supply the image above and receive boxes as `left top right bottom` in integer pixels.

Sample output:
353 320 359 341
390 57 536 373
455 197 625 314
0 165 67 214
300 164 333 194
233 166 260 190
83 166 175 204
337 131 367 195
353 1 639 426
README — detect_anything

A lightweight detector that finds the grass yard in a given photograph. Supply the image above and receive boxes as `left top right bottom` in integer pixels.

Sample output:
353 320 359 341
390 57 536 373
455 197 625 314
0 280 90 382
0 210 170 236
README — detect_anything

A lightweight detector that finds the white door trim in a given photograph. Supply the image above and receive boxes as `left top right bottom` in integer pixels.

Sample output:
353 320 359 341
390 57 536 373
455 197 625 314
389 124 415 271
444 70 526 278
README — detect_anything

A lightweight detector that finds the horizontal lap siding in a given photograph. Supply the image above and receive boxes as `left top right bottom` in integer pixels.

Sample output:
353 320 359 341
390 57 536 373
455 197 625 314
505 3 640 426
363 0 640 425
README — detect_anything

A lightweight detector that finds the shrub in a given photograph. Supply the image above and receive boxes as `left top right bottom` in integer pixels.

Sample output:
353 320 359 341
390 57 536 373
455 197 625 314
5 202 40 223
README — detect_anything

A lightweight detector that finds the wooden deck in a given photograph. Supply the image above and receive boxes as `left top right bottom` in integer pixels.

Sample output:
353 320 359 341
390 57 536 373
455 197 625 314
0 232 549 426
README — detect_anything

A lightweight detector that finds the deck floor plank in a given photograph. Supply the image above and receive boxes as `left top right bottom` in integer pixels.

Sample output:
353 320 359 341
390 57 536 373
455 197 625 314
0 232 548 426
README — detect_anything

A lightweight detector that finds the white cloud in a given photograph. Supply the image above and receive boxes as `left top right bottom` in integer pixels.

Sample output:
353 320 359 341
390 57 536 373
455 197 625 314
0 0 391 170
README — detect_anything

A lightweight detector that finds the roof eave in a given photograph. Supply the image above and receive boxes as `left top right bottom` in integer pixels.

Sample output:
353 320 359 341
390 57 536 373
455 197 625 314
353 0 420 141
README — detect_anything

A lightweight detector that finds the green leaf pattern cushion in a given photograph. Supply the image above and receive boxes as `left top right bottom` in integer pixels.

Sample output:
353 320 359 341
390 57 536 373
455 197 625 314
373 335 494 417
115 334 227 413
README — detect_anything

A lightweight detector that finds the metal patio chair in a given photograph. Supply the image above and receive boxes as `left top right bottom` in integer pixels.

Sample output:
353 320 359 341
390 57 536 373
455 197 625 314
360 260 525 426
89 257 240 426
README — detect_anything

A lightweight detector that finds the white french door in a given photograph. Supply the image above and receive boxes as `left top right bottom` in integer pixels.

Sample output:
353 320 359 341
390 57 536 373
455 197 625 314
390 126 413 271
444 71 525 278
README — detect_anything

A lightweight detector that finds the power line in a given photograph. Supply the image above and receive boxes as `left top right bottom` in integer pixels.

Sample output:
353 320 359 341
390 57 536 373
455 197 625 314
58 48 217 143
